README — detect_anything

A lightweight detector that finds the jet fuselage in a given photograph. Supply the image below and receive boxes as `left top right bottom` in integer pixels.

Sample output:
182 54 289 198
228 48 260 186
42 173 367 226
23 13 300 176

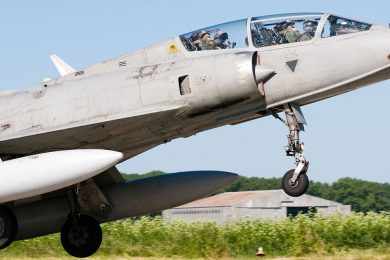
1 14 390 162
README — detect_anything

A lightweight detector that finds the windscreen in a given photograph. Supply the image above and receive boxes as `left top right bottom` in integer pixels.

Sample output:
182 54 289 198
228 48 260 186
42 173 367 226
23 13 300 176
322 15 372 38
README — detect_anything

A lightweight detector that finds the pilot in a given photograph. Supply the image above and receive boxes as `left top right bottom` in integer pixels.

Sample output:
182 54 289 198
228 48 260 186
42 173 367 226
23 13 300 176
198 31 217 50
214 30 231 49
298 20 319 42
190 33 202 51
280 20 301 43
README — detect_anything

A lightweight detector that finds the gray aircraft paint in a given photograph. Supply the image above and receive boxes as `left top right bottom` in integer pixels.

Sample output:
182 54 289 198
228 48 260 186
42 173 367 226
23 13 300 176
1 13 390 242
1 18 390 162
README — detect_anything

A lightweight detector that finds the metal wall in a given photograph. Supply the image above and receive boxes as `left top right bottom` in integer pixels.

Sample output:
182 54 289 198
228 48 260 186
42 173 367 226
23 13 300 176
163 205 351 224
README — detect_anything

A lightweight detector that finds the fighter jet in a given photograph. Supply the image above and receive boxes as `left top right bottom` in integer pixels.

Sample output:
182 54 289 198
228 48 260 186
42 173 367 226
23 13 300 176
0 12 388 257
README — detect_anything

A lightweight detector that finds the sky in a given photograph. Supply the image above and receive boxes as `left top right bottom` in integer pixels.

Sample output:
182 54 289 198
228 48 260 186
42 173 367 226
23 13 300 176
1 1 390 183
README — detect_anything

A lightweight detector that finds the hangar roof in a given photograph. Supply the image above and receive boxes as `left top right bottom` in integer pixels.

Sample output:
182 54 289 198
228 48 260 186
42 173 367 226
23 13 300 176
177 190 347 208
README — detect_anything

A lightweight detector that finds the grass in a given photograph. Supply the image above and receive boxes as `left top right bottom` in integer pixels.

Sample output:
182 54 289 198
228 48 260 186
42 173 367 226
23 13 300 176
0 249 390 259
1 213 390 259
1 251 390 260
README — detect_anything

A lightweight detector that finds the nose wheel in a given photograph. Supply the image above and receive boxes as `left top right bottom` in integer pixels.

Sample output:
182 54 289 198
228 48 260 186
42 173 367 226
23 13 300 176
282 161 310 197
273 104 310 197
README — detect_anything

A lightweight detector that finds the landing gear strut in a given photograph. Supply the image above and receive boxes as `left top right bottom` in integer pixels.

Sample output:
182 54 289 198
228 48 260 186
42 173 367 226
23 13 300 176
274 104 310 197
61 185 103 258
0 206 17 250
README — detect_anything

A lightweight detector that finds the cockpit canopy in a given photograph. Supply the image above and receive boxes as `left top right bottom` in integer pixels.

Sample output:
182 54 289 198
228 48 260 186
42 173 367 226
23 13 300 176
180 19 248 51
180 13 372 52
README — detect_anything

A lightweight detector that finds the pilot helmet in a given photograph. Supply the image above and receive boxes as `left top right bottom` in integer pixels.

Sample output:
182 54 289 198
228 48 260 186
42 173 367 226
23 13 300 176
198 30 210 39
278 20 295 31
274 23 285 32
215 30 229 42
303 20 319 33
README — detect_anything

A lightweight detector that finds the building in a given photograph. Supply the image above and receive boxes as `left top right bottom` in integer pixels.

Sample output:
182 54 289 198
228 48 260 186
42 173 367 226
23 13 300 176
163 190 351 223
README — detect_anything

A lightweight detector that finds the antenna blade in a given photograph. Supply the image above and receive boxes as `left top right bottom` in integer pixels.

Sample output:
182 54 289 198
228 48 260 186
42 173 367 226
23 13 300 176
50 54 76 77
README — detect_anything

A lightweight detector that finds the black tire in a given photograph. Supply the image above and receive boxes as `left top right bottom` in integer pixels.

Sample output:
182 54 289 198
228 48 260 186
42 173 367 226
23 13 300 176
282 169 310 197
61 214 102 258
0 206 17 250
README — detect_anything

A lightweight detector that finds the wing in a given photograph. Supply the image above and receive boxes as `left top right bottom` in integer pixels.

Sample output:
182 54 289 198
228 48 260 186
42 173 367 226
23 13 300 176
0 104 188 160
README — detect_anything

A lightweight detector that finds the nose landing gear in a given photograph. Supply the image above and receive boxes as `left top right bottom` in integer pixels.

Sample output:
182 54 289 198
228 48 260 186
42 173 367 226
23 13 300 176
274 104 310 197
